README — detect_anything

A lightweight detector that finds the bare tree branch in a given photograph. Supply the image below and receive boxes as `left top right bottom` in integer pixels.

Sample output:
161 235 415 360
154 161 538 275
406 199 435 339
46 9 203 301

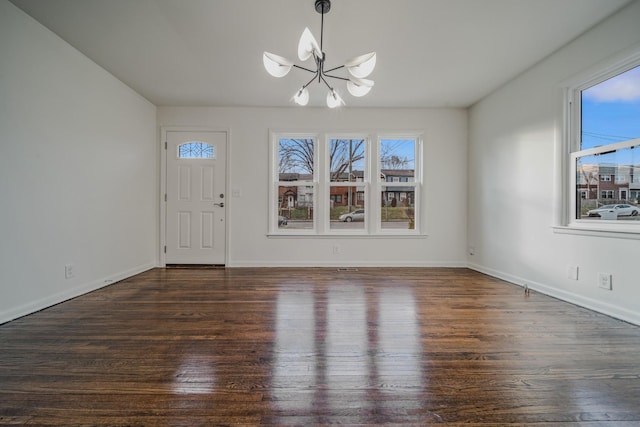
381 154 410 169
279 139 314 175
330 139 365 180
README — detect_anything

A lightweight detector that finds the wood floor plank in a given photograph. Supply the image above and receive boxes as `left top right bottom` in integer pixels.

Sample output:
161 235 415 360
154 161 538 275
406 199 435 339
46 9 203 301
1 267 639 425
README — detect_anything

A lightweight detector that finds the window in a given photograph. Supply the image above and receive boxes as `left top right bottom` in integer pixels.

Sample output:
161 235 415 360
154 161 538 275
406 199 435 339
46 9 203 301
380 138 417 230
329 138 367 231
270 132 422 235
275 137 316 231
566 55 640 226
178 142 215 159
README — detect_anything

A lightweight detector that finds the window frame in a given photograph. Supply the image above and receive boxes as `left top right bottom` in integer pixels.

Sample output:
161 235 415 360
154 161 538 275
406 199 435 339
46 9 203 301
378 134 422 235
269 131 424 237
326 133 370 235
269 133 319 235
558 43 640 238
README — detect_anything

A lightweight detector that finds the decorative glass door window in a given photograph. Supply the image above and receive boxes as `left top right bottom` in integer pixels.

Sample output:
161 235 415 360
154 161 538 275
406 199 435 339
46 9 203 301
178 142 215 159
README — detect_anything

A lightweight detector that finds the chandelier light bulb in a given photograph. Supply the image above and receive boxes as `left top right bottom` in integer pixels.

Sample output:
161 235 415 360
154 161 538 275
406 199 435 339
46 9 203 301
297 28 322 62
326 89 345 108
347 77 374 97
263 52 293 78
293 87 310 106
345 52 377 78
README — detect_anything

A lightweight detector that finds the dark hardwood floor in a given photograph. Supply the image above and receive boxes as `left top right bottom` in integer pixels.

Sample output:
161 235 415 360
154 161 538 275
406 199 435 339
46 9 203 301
1 267 640 425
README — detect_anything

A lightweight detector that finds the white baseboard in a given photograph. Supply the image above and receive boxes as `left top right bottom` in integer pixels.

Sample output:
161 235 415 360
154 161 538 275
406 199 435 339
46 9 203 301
227 260 468 268
468 262 640 326
11 261 631 330
0 262 156 325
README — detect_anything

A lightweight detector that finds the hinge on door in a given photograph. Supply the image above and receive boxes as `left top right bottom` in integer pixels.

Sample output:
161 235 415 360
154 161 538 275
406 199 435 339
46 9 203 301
164 246 167 253
165 141 167 149
164 193 167 202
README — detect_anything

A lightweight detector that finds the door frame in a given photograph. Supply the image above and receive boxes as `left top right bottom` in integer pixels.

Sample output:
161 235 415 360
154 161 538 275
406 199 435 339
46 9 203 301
160 126 230 267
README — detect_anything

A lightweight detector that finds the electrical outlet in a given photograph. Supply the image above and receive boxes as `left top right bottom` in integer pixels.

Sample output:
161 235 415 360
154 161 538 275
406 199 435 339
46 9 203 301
598 272 612 290
332 244 340 255
64 264 75 279
468 245 475 256
567 265 579 280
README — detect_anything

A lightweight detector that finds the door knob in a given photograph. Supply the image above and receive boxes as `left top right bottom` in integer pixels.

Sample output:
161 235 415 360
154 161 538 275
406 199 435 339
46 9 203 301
214 202 224 208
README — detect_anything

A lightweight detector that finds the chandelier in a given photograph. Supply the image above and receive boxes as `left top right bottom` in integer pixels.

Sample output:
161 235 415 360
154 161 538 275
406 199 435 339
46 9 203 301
263 0 376 108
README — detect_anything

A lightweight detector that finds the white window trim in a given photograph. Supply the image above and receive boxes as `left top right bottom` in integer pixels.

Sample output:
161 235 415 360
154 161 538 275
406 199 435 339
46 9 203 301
269 131 424 237
554 43 640 240
326 133 371 235
269 132 319 235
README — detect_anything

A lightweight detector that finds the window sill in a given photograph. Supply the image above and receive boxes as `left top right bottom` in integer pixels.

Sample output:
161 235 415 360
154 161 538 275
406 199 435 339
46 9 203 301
553 222 640 240
267 232 428 239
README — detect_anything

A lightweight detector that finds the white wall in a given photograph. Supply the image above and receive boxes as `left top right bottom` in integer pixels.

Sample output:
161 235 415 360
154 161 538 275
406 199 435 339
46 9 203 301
468 0 640 325
0 0 158 323
158 107 468 267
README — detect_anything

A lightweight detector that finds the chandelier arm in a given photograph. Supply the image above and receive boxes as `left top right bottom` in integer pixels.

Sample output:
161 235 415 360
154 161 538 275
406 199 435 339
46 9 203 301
322 73 349 82
323 64 345 73
293 64 317 74
302 73 319 89
320 75 335 90
316 53 324 84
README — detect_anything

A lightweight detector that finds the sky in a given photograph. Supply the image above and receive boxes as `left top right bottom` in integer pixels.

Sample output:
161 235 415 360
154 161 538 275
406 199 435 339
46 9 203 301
581 65 640 151
380 139 415 169
279 138 416 175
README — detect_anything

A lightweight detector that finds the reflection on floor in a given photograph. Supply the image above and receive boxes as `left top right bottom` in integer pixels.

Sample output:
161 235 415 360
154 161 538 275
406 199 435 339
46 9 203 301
1 267 639 425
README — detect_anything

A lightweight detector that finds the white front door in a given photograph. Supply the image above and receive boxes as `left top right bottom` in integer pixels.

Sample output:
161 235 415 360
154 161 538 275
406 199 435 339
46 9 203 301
166 131 226 264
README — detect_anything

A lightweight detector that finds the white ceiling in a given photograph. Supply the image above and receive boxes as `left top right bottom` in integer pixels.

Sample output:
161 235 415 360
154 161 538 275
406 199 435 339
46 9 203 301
9 0 632 108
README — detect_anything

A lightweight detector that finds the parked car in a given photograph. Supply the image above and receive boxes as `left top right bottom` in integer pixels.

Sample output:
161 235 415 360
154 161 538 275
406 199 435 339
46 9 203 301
338 209 365 222
587 204 640 217
278 216 288 226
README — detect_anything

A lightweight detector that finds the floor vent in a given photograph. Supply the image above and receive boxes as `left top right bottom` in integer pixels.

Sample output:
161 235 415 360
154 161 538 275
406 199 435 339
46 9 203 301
336 267 359 272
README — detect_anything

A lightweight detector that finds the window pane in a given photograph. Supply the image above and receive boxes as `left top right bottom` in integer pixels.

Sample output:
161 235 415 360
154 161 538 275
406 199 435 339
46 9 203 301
575 147 640 220
381 186 415 230
278 185 314 229
380 139 415 181
279 138 314 177
330 186 365 231
271 132 421 235
178 142 214 159
329 139 365 182
581 66 640 151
